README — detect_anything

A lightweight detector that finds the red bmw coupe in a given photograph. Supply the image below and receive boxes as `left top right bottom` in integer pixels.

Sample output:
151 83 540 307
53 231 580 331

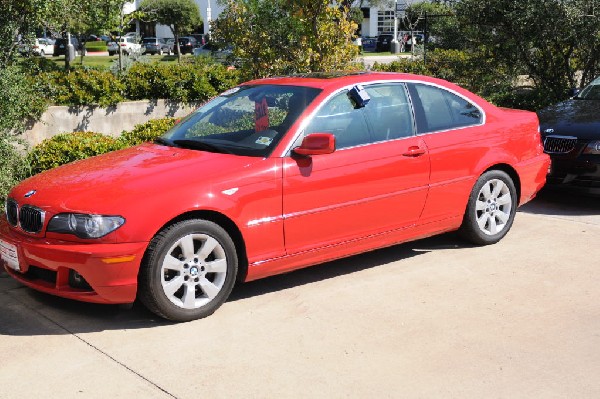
0 73 550 321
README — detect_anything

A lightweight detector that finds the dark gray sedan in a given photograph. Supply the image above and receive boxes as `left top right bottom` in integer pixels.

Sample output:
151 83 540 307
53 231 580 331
538 77 600 194
142 37 172 55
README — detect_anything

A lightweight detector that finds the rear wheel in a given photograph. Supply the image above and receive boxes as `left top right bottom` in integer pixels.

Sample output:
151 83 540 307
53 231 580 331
139 219 238 322
459 170 517 245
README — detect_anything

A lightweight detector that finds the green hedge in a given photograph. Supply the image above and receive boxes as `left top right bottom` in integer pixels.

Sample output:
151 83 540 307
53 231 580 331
27 131 124 175
85 41 108 52
36 69 125 107
27 117 178 175
32 58 240 107
118 117 177 146
122 57 239 103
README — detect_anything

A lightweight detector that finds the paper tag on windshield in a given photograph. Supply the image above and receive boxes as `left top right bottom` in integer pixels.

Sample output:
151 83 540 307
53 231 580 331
255 136 273 146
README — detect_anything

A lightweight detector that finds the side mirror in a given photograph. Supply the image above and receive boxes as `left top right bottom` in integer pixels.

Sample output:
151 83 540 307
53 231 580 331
569 87 581 97
292 133 336 156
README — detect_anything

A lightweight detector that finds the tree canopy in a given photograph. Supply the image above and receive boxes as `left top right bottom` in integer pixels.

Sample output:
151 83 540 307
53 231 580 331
212 0 359 79
139 0 203 62
454 0 600 99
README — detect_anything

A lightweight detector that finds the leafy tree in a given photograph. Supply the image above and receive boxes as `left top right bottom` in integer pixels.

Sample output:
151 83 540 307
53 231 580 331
455 0 600 101
212 0 359 79
138 0 203 63
0 0 51 67
42 0 124 70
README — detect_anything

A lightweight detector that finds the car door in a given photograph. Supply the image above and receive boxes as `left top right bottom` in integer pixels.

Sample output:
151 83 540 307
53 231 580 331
282 83 430 255
406 82 487 223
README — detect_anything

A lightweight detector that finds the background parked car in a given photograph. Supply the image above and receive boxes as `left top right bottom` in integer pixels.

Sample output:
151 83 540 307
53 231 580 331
175 36 199 54
19 38 54 56
107 36 143 56
54 37 80 56
193 42 234 64
376 33 394 52
538 76 600 194
142 37 173 55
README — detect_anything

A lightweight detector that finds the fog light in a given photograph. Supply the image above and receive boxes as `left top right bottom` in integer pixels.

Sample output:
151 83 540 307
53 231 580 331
69 270 92 290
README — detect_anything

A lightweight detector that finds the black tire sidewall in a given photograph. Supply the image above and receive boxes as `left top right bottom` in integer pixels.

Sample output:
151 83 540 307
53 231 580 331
460 170 517 245
140 219 238 322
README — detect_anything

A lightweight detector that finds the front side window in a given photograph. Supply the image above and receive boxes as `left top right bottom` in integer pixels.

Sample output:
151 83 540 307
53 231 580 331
304 90 371 150
408 83 483 134
161 85 321 157
363 84 414 141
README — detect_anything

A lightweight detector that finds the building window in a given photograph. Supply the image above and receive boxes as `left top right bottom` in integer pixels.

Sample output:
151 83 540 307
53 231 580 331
377 10 395 34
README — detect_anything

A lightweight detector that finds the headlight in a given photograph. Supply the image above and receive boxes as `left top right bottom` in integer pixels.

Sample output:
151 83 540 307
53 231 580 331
48 214 125 239
583 141 600 155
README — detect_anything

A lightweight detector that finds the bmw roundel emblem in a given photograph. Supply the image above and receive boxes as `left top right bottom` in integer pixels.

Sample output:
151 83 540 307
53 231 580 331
24 190 37 198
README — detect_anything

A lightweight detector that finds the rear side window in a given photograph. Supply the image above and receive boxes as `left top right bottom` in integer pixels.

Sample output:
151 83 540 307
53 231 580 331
408 83 482 134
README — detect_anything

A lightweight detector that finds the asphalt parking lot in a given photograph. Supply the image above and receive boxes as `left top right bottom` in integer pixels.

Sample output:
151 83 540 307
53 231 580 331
1 189 599 398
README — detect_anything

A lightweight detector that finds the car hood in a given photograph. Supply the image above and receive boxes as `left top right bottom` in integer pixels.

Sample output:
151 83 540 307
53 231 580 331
537 99 600 139
12 143 270 215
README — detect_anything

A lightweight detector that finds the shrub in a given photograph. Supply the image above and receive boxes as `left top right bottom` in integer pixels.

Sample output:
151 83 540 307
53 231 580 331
36 69 125 107
27 132 123 175
0 66 47 134
0 135 30 210
118 117 177 146
122 59 239 103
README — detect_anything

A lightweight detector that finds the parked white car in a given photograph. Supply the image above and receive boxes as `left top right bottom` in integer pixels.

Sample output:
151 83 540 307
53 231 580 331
19 38 55 56
107 37 143 56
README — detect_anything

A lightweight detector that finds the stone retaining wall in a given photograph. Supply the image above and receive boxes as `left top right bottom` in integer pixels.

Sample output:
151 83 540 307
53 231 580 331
23 99 200 147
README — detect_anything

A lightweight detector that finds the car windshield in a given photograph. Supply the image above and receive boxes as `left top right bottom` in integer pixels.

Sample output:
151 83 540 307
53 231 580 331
576 76 600 100
159 85 321 157
143 38 157 44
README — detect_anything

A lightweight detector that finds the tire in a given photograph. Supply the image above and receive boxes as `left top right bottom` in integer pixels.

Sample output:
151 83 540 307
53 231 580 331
459 170 517 245
108 51 114 56
138 219 238 322
158 48 163 55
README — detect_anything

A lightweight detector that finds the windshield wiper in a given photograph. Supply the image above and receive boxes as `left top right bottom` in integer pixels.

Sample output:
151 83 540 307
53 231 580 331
172 139 232 154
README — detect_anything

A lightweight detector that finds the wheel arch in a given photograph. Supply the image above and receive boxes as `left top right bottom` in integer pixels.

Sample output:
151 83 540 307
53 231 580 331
145 210 248 284
482 163 522 205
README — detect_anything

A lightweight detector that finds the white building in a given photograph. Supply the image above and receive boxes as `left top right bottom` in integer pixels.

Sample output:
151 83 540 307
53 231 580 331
358 0 423 37
125 0 419 39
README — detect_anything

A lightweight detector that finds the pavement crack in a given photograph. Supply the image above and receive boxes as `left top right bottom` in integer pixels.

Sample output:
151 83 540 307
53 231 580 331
20 300 179 399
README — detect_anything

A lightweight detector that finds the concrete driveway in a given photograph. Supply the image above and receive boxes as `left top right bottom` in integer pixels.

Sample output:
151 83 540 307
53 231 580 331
1 189 599 398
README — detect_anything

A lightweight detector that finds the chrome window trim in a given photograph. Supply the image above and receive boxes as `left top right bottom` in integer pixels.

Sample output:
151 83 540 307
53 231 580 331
280 78 487 157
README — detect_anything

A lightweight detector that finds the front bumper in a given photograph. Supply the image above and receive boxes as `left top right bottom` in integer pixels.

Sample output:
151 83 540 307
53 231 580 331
0 217 148 304
547 156 600 195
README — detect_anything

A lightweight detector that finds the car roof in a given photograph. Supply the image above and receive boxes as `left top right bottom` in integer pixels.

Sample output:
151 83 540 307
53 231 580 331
241 72 493 109
243 72 439 90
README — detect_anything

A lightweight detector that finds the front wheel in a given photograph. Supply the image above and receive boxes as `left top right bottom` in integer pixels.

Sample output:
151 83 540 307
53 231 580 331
459 170 517 245
139 219 238 322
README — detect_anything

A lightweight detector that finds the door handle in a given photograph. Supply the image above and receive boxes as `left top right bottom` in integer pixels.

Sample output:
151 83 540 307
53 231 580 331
402 146 426 157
